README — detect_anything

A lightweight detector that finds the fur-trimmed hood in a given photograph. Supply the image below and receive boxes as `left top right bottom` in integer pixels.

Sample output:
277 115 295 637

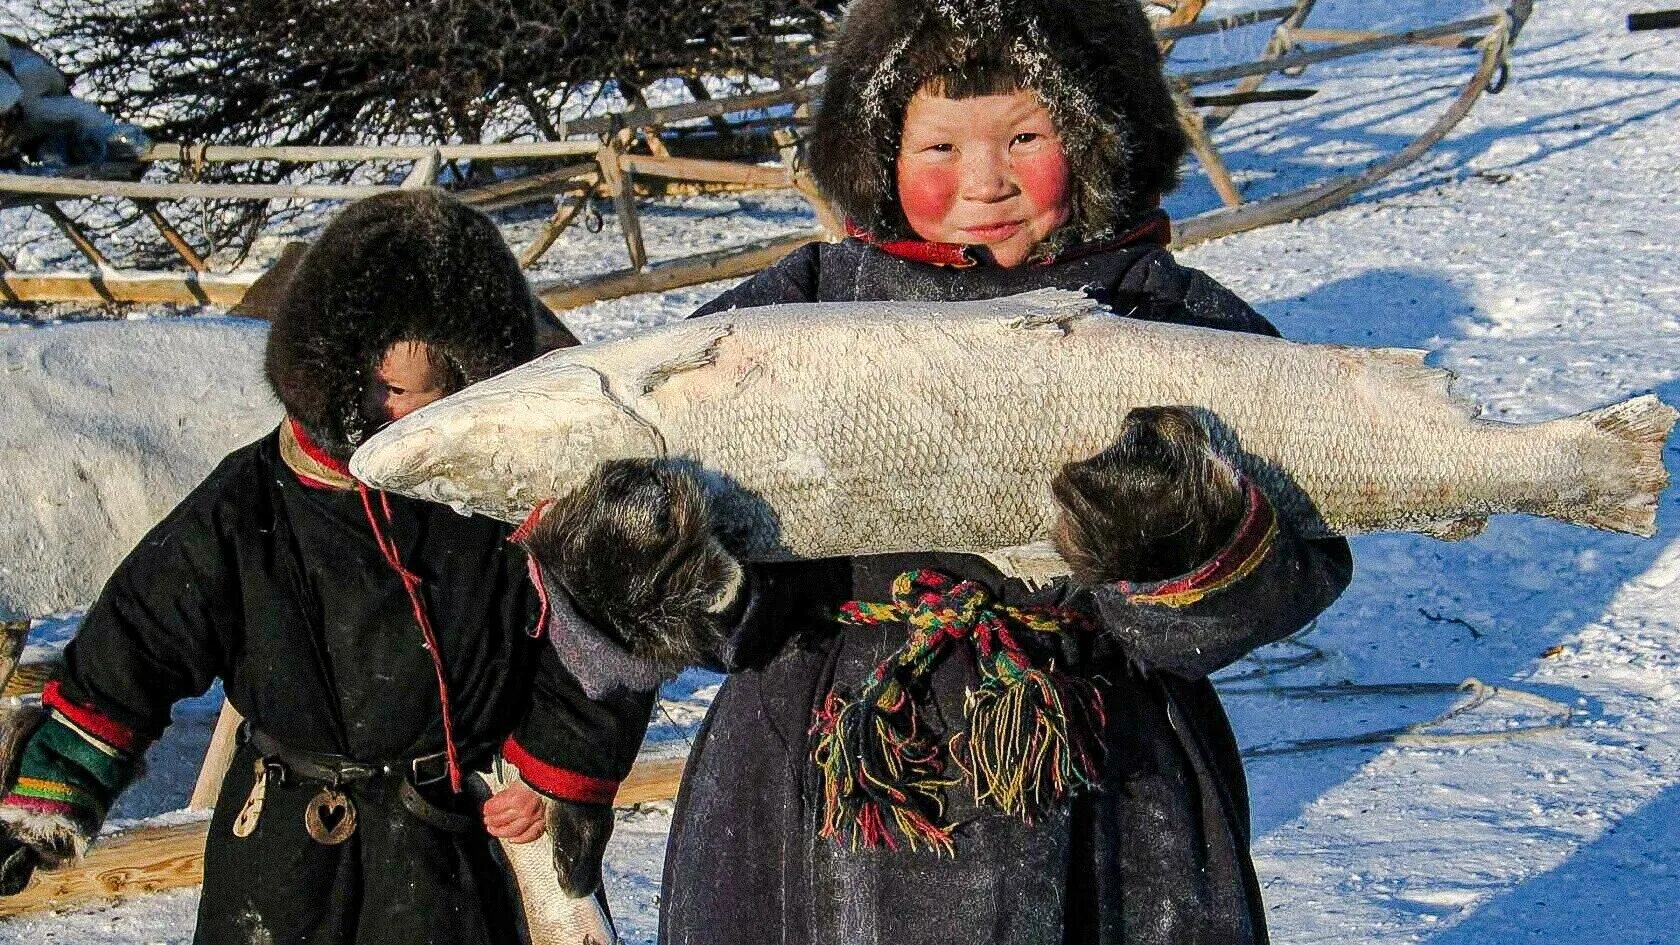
810 0 1186 248
265 190 539 460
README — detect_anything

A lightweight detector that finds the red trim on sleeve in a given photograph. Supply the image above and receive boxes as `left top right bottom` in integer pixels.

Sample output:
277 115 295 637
501 735 619 805
41 680 145 754
1116 479 1278 609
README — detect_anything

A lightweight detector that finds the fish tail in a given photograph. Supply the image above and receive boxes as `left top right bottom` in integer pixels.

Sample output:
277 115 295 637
1555 395 1676 537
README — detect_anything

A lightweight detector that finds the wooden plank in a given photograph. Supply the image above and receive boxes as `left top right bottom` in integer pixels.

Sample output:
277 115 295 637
1159 3 1297 40
1287 26 1483 50
459 163 597 213
1175 92 1245 208
619 154 792 188
1177 12 1503 87
135 199 208 272
0 619 26 693
41 203 113 269
0 172 394 203
0 820 209 919
2 659 57 699
0 753 691 918
142 140 601 164
134 87 815 169
537 230 825 310
401 150 442 189
0 269 258 306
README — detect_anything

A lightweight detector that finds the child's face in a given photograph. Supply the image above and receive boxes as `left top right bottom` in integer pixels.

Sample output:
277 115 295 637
895 86 1072 268
362 340 449 425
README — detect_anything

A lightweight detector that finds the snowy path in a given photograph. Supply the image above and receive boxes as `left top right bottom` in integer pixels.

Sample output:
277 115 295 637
4 0 1679 942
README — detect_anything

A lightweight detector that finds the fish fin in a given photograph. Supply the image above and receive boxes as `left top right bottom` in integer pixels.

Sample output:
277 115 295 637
1004 288 1104 333
1368 347 1432 369
636 323 734 394
1338 346 1479 419
1556 395 1677 537
1418 517 1487 541
980 542 1071 590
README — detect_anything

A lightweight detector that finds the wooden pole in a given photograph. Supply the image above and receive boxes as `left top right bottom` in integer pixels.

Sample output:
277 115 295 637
187 702 244 811
40 203 113 269
596 133 647 272
0 173 395 203
0 269 258 306
0 620 26 694
1 659 56 699
519 192 591 269
537 230 824 310
134 199 208 272
1174 91 1245 209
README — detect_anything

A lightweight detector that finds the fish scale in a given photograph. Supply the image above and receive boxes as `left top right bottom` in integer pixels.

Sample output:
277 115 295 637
351 290 1676 577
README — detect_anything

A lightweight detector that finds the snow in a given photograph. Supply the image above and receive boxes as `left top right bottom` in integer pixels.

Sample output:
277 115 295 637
4 0 1680 942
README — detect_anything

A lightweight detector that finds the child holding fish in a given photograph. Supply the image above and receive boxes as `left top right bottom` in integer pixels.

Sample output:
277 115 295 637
0 191 646 944
511 2 1355 943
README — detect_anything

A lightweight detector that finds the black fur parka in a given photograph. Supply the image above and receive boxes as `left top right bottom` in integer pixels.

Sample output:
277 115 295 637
265 190 542 459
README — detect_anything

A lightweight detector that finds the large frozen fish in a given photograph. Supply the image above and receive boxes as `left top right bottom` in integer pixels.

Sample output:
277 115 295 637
351 290 1674 575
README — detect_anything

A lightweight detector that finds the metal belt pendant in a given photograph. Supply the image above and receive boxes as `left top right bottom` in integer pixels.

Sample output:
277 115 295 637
304 787 357 844
231 758 267 838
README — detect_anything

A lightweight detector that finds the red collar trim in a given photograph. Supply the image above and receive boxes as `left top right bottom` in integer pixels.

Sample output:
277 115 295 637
285 417 355 490
845 222 978 268
848 210 1172 268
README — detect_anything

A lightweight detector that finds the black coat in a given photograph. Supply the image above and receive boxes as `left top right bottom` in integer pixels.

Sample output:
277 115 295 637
660 230 1354 945
56 430 650 945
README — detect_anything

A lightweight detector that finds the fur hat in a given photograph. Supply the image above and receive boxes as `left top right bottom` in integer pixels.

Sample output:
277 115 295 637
265 190 539 459
810 0 1187 246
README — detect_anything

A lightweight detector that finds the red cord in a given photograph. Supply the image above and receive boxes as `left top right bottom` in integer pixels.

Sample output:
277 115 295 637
358 483 464 793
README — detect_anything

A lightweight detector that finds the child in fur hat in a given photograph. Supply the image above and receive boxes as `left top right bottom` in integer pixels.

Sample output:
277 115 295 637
519 2 1354 944
0 191 649 944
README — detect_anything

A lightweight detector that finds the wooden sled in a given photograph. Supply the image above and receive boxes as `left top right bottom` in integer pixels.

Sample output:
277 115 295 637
0 1 1532 314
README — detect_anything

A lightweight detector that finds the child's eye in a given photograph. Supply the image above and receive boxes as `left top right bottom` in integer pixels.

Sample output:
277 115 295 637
1012 132 1043 147
924 143 954 154
387 385 408 396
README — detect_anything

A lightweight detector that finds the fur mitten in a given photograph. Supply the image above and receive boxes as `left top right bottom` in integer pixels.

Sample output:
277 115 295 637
545 797 614 899
521 459 744 679
1052 405 1246 585
0 701 140 895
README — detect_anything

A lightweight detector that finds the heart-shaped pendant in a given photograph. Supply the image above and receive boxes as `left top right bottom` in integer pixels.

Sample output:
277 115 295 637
303 787 357 845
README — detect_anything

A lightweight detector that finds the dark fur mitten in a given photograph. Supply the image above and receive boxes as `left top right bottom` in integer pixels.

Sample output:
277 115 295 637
0 705 46 896
522 459 743 677
546 798 614 899
1053 406 1245 585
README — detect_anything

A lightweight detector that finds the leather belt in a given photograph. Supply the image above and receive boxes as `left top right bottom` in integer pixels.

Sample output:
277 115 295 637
242 723 480 833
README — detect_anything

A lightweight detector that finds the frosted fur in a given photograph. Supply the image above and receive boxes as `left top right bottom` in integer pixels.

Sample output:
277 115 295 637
352 291 1676 577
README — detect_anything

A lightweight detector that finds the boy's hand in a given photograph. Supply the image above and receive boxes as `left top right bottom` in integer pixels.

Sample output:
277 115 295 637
482 780 547 844
521 458 744 676
1052 406 1246 585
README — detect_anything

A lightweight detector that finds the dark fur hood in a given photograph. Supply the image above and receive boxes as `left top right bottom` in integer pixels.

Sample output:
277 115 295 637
810 0 1186 247
264 190 538 460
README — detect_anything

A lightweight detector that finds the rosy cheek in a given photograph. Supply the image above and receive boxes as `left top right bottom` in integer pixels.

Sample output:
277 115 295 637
1016 148 1072 222
896 161 959 239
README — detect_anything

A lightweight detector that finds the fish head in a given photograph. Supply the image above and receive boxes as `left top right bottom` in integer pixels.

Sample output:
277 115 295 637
349 361 664 522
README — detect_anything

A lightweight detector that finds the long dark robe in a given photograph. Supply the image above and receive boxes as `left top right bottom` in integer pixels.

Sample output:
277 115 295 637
660 225 1354 945
56 430 651 945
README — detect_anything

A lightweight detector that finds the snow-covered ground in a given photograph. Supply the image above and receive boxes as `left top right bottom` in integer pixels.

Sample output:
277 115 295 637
3 0 1680 942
